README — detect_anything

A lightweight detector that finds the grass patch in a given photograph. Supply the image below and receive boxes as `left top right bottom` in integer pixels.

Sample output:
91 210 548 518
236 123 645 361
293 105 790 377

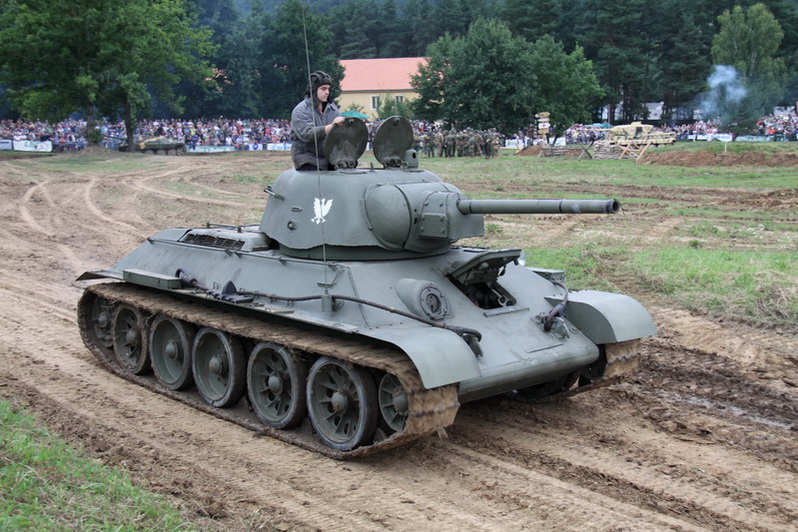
630 248 798 326
522 243 797 329
34 152 157 173
650 140 798 156
523 244 619 293
0 400 195 531
419 151 798 189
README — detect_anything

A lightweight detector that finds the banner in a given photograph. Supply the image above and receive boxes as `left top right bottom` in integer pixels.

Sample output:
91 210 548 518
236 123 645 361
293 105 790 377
685 134 735 142
187 145 236 153
13 140 52 152
734 135 772 142
266 143 291 151
0 139 12 150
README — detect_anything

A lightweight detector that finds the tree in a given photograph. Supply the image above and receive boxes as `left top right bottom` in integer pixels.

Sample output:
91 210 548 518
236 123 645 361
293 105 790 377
375 0 405 57
412 18 604 134
328 0 378 59
181 0 263 118
711 3 787 128
410 33 457 123
413 19 538 132
447 19 541 131
501 0 561 43
0 0 215 146
259 0 341 118
433 0 471 38
377 93 413 119
403 0 438 56
659 10 712 121
527 35 603 140
587 0 653 123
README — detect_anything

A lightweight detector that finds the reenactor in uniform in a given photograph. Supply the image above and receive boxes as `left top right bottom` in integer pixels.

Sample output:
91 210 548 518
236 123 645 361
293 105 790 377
456 131 467 157
472 131 484 157
435 130 445 158
421 133 432 157
483 131 493 158
445 129 457 157
427 131 437 158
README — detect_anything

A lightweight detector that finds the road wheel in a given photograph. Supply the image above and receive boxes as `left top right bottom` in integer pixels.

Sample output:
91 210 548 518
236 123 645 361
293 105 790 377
247 342 308 429
150 315 194 390
306 357 377 451
112 304 149 375
192 327 245 407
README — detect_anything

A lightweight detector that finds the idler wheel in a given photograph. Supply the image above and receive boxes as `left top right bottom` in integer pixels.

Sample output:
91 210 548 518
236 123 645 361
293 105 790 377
306 357 378 451
149 315 195 390
89 294 114 348
247 342 308 429
378 373 409 433
192 327 245 407
112 304 150 375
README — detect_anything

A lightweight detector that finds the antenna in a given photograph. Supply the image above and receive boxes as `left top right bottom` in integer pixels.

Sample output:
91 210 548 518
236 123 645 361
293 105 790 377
300 6 331 285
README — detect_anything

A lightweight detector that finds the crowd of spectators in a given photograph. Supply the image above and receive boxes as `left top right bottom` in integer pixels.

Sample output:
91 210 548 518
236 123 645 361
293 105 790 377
2 112 798 153
0 118 87 151
754 113 798 139
99 118 292 151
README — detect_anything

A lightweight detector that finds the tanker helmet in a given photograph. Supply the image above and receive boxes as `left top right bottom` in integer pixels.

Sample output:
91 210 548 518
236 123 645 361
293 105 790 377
308 70 333 96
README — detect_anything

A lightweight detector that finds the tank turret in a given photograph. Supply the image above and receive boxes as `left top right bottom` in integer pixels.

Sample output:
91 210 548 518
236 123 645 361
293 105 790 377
77 116 656 458
261 116 620 260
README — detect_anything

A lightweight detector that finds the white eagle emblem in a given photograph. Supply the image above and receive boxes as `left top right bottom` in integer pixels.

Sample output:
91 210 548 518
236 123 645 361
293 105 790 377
312 198 333 224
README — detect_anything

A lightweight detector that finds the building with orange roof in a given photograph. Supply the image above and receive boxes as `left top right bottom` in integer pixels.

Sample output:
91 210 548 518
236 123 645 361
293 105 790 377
338 57 427 119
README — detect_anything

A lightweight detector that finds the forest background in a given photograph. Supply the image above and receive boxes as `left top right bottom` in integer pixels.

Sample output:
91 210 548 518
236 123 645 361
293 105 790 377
1 0 796 142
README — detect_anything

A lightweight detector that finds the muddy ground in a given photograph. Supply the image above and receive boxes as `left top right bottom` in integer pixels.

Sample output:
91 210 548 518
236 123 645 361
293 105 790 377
0 151 796 531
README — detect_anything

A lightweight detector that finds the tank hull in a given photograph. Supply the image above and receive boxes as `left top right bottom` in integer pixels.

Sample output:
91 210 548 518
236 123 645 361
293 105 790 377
82 226 654 388
78 223 655 456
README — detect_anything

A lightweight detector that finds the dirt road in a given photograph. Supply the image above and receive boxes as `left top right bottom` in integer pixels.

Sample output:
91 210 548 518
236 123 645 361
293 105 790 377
1 152 796 531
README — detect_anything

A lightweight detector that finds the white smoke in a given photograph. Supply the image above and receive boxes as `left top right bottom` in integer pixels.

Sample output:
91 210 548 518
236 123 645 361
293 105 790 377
698 65 747 119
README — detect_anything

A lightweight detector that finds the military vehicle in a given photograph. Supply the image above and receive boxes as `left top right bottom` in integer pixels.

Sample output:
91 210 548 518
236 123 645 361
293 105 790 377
607 122 675 146
77 116 656 458
118 135 187 155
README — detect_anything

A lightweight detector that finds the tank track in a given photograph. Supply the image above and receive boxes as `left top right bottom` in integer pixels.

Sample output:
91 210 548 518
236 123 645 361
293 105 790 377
522 339 642 403
77 282 460 459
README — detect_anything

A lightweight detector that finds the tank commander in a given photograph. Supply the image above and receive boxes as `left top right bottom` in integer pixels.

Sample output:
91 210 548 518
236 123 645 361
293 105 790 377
290 70 345 171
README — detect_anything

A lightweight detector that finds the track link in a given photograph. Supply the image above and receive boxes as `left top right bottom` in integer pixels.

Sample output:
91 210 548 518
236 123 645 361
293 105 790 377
78 282 459 459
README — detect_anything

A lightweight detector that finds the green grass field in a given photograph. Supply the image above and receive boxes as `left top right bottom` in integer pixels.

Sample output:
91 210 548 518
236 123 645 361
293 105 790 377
0 400 196 530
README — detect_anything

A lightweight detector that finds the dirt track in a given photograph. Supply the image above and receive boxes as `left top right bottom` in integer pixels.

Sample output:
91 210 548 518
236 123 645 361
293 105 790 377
1 151 797 531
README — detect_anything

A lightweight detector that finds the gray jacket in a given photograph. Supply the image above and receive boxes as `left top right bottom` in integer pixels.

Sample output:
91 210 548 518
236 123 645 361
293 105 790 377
290 97 340 170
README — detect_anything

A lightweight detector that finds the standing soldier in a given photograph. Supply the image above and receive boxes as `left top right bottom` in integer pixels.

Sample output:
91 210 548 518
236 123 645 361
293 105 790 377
446 129 456 157
427 131 437 158
483 130 493 158
435 129 445 158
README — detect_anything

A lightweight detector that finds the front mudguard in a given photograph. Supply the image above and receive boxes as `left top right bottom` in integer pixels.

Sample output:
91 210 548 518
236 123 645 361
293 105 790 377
547 290 657 344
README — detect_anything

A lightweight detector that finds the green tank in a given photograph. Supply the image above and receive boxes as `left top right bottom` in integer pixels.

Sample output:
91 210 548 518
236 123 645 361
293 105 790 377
77 116 656 458
118 135 187 155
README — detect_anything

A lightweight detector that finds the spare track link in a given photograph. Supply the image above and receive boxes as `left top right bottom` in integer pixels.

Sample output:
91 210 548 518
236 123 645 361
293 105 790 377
78 282 460 459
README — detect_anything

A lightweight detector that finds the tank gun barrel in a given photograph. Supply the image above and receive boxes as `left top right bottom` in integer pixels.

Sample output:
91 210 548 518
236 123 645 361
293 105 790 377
457 198 620 215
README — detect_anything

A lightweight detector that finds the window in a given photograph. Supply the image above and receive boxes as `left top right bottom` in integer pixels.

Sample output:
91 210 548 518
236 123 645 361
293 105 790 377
394 95 405 103
370 96 380 110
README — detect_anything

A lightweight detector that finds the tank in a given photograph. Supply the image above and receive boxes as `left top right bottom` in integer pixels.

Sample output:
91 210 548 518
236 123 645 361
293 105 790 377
607 122 676 146
77 116 656 458
118 135 187 155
